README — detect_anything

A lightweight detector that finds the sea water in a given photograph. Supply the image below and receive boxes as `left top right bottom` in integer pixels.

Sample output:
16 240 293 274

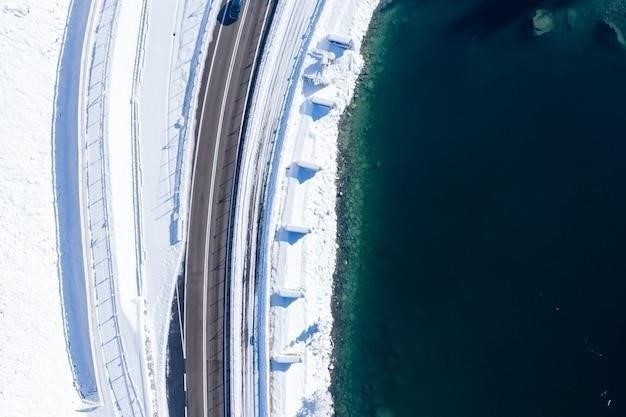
333 1 626 416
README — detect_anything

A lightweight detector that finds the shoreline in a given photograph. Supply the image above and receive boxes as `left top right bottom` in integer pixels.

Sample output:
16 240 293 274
331 5 386 414
262 0 381 415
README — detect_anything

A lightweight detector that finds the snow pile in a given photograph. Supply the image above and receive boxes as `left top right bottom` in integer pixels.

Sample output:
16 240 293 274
0 1 101 415
259 0 381 416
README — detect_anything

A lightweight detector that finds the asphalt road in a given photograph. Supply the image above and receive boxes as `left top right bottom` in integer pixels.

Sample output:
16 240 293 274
184 1 272 416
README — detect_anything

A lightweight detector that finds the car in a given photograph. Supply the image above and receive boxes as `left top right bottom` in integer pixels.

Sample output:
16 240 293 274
228 0 244 21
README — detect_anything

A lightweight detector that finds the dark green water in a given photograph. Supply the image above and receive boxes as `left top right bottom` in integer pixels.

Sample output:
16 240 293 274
333 1 626 416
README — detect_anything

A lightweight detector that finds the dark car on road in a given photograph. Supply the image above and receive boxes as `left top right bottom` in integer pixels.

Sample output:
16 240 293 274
229 0 244 21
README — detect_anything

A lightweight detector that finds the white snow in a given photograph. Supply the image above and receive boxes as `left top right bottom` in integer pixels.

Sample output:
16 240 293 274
0 0 378 415
1 0 218 415
81 0 148 415
81 0 221 415
100 0 152 414
107 0 143 335
138 1 220 416
0 0 103 415
252 0 381 416
229 1 328 415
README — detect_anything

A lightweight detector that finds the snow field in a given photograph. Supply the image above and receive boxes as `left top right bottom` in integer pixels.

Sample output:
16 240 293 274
0 0 102 415
108 0 156 414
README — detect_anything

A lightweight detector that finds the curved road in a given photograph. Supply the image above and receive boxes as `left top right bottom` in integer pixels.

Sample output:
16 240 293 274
184 1 273 416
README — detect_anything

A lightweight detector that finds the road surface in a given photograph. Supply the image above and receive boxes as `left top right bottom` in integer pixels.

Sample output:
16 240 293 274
184 1 272 416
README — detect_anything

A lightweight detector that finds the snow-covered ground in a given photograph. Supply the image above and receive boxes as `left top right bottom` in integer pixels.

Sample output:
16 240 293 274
251 0 380 416
0 0 103 415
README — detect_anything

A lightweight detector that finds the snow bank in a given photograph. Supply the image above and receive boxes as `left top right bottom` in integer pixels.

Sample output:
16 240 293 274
53 0 100 403
256 0 381 416
0 0 102 415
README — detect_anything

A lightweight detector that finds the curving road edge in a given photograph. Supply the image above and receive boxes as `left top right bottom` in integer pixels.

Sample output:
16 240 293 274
183 1 275 417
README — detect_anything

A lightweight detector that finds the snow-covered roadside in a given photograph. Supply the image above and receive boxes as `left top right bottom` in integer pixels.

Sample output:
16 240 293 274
0 1 104 415
139 0 219 326
80 0 222 414
254 0 380 416
229 1 326 415
137 1 221 415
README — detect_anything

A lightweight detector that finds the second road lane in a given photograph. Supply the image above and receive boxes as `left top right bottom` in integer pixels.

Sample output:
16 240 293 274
184 1 272 417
